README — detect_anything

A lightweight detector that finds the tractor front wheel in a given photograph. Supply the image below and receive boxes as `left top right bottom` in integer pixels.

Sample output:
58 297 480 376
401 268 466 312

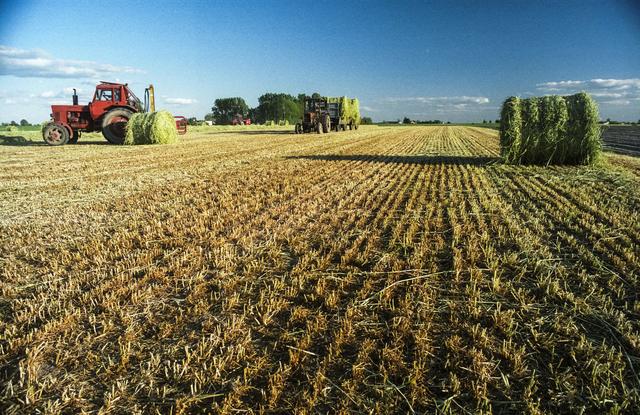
102 108 133 144
42 123 69 146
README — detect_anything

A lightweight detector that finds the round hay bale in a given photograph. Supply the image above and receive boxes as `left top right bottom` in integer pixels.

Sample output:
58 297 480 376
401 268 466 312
125 111 178 145
147 111 177 144
125 113 145 145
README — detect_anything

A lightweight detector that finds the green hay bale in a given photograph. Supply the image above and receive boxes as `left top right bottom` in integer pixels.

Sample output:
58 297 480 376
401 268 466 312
520 97 541 163
564 92 601 164
499 96 522 163
540 95 569 164
124 111 178 145
147 111 178 144
328 96 361 125
125 113 145 145
500 92 600 165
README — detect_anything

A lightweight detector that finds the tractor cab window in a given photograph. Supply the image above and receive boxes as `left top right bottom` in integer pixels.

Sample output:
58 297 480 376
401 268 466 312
96 89 113 101
113 89 121 102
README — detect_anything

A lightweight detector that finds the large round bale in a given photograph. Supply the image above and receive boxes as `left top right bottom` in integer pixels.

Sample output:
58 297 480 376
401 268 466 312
564 92 601 164
125 111 178 145
540 95 569 164
499 96 522 163
125 113 146 145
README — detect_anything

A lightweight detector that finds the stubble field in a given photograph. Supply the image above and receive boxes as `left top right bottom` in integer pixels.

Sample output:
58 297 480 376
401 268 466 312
1 126 639 413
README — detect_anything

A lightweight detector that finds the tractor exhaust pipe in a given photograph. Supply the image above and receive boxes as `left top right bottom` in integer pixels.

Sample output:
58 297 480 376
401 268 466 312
72 89 78 105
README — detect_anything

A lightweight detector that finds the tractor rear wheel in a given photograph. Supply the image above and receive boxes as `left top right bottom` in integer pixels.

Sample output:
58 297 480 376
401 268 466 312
322 114 331 133
102 108 133 144
42 123 69 146
316 121 322 134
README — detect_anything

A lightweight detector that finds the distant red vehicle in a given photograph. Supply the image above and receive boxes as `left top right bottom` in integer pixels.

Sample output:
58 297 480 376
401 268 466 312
232 114 251 125
43 82 187 146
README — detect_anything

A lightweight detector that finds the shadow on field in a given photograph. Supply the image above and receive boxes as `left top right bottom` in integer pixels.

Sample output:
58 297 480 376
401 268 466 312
287 154 500 166
0 135 114 146
0 135 44 146
75 140 111 145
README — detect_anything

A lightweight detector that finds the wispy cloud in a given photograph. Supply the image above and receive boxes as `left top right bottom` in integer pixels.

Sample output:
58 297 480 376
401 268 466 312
383 96 490 112
361 105 379 112
0 45 144 79
165 97 197 105
536 78 640 105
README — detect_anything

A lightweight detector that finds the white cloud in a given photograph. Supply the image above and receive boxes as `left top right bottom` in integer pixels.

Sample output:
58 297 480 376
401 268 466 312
165 97 197 105
536 78 640 106
361 105 379 112
0 45 144 79
382 95 490 113
386 96 490 105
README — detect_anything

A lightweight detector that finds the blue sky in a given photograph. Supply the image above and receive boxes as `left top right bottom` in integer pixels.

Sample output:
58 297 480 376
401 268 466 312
1 0 639 123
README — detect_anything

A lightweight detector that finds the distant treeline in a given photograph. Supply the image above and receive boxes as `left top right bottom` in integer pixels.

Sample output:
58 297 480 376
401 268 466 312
205 93 323 125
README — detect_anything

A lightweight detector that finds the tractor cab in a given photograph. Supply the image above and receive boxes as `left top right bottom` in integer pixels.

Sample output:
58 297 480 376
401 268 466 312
89 82 142 120
303 97 327 124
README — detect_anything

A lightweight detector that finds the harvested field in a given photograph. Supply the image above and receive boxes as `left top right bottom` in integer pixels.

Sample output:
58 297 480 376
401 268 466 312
1 126 639 413
602 125 640 157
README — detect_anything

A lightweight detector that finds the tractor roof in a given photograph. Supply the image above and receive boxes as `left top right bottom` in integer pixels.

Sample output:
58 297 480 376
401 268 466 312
97 81 127 88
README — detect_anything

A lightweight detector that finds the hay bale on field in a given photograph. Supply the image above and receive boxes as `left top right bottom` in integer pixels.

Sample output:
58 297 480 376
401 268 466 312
540 95 569 164
564 92 601 164
520 97 541 163
499 96 522 163
125 113 146 145
499 92 600 165
125 111 178 145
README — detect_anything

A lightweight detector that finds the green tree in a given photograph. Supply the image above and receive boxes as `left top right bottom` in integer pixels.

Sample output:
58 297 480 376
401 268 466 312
402 117 411 124
254 93 302 124
361 117 373 125
187 117 198 126
211 98 249 125
204 113 215 122
20 119 29 126
10 120 18 126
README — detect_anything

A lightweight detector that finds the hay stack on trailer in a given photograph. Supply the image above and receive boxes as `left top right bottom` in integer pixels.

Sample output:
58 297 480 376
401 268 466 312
296 96 360 133
499 92 601 165
328 97 361 131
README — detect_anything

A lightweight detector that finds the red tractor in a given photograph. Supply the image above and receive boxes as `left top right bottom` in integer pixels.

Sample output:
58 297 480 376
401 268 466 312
42 82 187 145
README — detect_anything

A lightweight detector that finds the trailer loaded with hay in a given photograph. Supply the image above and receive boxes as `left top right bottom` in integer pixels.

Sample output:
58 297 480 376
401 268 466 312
295 96 360 134
499 92 601 165
42 82 187 146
